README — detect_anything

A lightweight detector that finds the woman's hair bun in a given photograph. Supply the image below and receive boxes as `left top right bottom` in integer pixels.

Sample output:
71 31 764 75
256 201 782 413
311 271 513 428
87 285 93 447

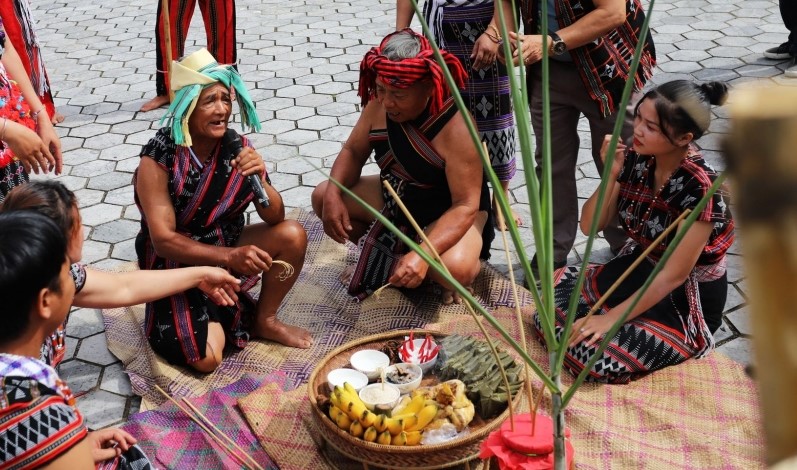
700 81 729 106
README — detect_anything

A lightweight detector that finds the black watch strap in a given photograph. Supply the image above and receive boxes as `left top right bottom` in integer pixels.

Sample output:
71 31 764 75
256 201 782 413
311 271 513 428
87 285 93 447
550 31 567 56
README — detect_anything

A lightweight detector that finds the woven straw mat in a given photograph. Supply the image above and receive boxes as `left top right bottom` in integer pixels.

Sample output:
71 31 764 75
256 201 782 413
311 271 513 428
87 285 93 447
104 210 764 469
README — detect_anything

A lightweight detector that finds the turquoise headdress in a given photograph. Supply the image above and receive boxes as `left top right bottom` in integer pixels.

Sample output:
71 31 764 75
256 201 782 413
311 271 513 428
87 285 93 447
160 48 261 146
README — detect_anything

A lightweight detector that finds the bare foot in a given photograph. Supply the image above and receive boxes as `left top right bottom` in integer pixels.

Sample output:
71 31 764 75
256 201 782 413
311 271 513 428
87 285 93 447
494 208 524 231
51 112 65 124
254 316 313 348
140 94 170 112
442 285 474 305
339 265 355 286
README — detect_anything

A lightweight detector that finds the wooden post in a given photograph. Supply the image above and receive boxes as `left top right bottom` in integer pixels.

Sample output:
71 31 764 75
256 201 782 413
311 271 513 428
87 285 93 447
724 85 797 465
161 0 175 102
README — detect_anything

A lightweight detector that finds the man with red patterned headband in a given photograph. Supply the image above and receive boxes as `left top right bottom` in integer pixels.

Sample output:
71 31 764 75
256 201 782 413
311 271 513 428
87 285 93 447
312 29 494 304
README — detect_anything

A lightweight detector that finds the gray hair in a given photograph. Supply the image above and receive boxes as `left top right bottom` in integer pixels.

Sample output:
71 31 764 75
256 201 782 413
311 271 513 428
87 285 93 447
381 30 422 61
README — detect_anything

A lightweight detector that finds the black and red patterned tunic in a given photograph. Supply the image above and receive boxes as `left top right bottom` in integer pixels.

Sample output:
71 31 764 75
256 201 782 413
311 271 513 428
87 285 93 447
133 128 262 366
534 146 734 383
0 354 87 469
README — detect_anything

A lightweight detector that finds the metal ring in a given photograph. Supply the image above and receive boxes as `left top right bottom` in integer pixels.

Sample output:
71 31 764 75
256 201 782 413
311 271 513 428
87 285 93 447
579 328 585 333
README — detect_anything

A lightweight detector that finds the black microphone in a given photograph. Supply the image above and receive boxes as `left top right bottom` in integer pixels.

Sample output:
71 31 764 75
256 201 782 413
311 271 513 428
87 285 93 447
223 129 270 208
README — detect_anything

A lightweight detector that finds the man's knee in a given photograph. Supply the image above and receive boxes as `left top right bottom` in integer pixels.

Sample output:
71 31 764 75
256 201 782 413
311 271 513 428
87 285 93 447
445 255 481 287
311 181 328 217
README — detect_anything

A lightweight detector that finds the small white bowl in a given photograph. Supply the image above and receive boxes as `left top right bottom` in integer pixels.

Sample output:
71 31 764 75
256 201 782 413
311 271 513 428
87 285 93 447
399 338 439 374
358 383 401 412
326 368 369 393
350 349 390 380
383 363 423 394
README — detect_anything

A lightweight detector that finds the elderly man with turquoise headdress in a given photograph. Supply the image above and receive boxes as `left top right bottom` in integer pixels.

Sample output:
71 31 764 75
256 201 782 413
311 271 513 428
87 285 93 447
134 48 311 373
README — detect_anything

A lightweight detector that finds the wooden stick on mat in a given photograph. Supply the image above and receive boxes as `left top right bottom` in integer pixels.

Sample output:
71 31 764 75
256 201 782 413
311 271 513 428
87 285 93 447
153 385 262 470
181 397 265 470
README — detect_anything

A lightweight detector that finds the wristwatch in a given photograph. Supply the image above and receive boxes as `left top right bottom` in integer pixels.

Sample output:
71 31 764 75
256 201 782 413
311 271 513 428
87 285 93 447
549 32 567 56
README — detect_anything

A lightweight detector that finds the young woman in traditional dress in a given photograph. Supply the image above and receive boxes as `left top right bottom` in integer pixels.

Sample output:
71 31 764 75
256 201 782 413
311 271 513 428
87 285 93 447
538 80 734 383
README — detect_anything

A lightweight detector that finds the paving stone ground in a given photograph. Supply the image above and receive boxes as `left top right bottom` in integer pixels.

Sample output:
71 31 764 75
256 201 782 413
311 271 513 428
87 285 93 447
26 0 791 429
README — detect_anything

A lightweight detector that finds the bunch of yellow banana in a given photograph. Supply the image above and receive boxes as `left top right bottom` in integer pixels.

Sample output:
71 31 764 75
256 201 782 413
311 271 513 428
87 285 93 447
326 382 440 446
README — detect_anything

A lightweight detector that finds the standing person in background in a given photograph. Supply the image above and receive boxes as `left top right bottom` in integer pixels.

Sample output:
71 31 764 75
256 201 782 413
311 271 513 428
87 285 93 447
504 0 655 278
396 0 521 228
0 17 62 202
763 0 797 78
0 0 63 123
140 0 237 112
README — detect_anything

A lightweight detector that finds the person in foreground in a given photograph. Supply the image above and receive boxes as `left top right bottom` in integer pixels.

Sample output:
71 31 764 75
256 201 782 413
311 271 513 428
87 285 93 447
135 48 311 373
534 80 734 384
311 29 494 304
0 211 153 470
0 180 242 367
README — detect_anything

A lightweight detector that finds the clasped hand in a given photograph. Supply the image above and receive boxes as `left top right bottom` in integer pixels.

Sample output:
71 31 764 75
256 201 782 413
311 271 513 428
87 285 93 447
497 32 546 66
230 147 265 181
87 428 137 464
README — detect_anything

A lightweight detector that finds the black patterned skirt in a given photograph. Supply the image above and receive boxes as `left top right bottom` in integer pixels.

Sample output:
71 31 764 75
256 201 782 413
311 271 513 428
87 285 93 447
533 245 726 384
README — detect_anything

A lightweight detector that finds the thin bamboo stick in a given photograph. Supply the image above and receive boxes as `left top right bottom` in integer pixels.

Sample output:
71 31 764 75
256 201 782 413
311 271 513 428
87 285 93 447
567 208 691 343
153 385 258 470
181 398 265 470
492 180 538 431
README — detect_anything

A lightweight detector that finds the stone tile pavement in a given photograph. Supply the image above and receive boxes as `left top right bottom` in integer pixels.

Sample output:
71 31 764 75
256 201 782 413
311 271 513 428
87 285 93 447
26 0 791 429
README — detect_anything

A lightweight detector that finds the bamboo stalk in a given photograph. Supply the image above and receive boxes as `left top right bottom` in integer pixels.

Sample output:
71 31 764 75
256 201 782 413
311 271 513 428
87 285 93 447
724 85 797 465
153 385 258 470
567 208 692 343
381 179 517 428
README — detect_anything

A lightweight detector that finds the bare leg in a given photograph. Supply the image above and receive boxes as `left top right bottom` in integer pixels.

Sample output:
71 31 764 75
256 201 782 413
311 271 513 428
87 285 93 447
237 220 312 348
190 321 225 373
311 176 385 280
426 211 488 303
494 181 522 231
140 94 171 112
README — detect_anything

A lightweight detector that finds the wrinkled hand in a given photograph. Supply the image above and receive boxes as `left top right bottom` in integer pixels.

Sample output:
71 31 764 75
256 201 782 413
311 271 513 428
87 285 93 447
600 134 627 181
471 33 500 71
230 147 266 181
87 428 137 464
226 245 272 276
36 116 63 174
388 251 429 289
3 120 55 175
198 267 241 306
502 32 545 66
321 189 352 244
569 313 617 348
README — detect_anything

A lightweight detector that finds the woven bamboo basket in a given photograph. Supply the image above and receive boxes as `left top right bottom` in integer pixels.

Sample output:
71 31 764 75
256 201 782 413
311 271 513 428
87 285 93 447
308 330 524 469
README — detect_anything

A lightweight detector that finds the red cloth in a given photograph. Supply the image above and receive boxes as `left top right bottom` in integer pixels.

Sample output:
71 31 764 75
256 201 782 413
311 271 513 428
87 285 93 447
480 413 575 470
358 28 467 115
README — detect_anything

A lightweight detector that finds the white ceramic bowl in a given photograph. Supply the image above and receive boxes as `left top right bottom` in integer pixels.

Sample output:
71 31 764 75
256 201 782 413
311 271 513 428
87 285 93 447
358 383 401 412
399 338 439 374
349 349 390 380
326 368 369 393
383 362 423 394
